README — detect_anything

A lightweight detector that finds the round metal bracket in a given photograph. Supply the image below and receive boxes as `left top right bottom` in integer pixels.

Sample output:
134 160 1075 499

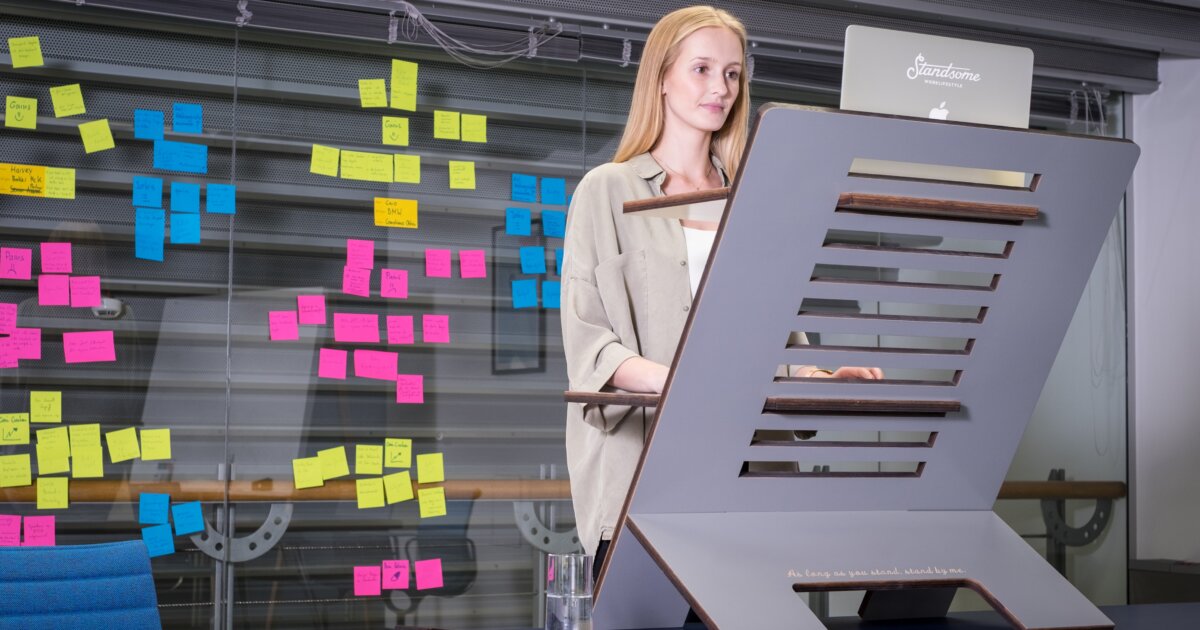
1040 469 1113 547
190 502 293 563
513 502 582 554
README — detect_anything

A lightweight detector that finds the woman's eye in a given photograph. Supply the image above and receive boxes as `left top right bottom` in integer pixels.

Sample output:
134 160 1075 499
726 71 740 80
693 65 707 74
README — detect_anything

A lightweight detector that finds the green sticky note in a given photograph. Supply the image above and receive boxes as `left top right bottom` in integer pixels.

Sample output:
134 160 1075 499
317 446 350 480
8 36 43 68
310 144 340 177
0 454 31 488
79 119 115 153
416 452 444 484
5 96 37 130
49 84 85 118
383 470 413 504
292 456 324 489
140 428 172 461
30 391 61 424
384 438 411 469
389 59 417 111
433 110 459 140
358 78 388 108
382 116 408 146
105 426 140 463
393 154 420 184
0 413 30 445
37 476 68 509
461 114 487 143
356 444 383 476
418 486 446 518
448 161 475 190
356 477 386 509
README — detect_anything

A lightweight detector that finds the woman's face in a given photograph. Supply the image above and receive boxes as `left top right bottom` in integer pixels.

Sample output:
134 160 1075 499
660 26 743 134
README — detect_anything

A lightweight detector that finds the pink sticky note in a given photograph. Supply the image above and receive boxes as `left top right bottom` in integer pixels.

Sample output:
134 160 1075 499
69 276 102 308
459 250 487 279
342 266 371 298
37 275 70 306
386 315 414 345
0 303 16 334
353 565 382 596
40 243 72 274
422 314 450 344
380 269 408 299
268 311 299 341
0 515 19 547
425 249 452 278
415 558 443 590
382 560 410 590
22 515 55 547
346 239 375 270
396 374 424 404
63 330 116 363
0 248 32 280
354 349 398 380
318 348 347 379
333 313 380 343
11 328 41 360
297 295 326 325
0 340 15 369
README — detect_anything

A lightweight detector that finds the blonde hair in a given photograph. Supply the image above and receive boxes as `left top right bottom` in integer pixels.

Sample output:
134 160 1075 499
613 6 750 177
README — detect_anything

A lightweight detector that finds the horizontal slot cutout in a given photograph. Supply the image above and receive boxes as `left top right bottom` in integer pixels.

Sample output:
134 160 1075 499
762 398 961 416
799 300 988 325
848 158 1038 191
740 461 925 478
824 229 1011 258
812 264 999 292
837 192 1037 224
776 369 961 386
789 333 974 355
751 430 937 448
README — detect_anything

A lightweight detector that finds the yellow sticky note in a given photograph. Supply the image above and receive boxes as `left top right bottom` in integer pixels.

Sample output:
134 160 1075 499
382 116 409 146
79 119 115 153
49 84 85 118
30 391 61 424
0 454 31 488
71 446 103 478
383 471 413 504
68 424 99 453
359 78 388 108
36 427 70 475
374 197 418 229
461 114 487 143
140 428 172 461
340 150 393 183
416 452 444 483
384 438 411 469
292 457 324 489
0 413 30 445
393 154 420 185
418 486 447 518
433 110 460 140
44 167 75 200
390 59 418 111
5 96 37 130
37 476 69 509
448 161 476 190
318 446 350 480
310 144 340 177
356 477 386 509
356 444 383 475
9 36 43 68
105 426 140 463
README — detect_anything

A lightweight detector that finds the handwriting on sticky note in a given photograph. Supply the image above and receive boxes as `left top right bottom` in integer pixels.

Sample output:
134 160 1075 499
318 446 350 480
519 246 547 274
383 470 413 503
173 103 203 134
142 523 174 557
170 181 200 213
170 213 201 245
356 444 383 475
505 208 531 236
359 78 388 107
354 565 382 596
134 109 164 140
153 139 208 174
318 348 347 380
0 414 29 446
23 515 55 546
415 557 444 589
310 144 340 177
105 426 140 463
172 501 205 535
9 36 44 68
511 173 537 202
132 176 163 208
382 116 408 145
0 515 17 546
422 314 450 344
340 150 393 183
50 84 85 118
62 330 116 364
374 197 417 228
38 274 69 306
433 111 460 140
461 114 486 143
543 281 561 308
380 269 408 299
342 266 371 298
207 183 236 215
45 167 74 200
390 59 418 111
386 315 414 345
459 250 486 278
541 177 567 205
0 247 32 280
512 278 538 309
297 295 326 325
385 438 412 469
268 310 299 341
356 478 386 509
416 452 444 483
346 239 375 269
393 154 420 184
425 249 451 278
448 161 475 189
354 349 398 381
0 303 14 334
382 560 410 589
140 428 171 461
36 477 67 510
542 209 566 238
418 487 447 519
70 276 101 308
396 374 424 404
5 96 36 130
135 207 165 262
332 313 380 343
0 454 31 488
36 427 70 475
139 492 170 524
292 457 324 489
79 119 115 153
72 446 103 478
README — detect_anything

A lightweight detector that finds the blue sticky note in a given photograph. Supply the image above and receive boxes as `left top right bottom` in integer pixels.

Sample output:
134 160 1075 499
542 210 566 239
135 208 165 262
511 173 537 203
542 281 561 308
172 501 205 535
142 523 175 558
170 213 201 245
133 109 164 140
555 248 563 276
170 181 200 213
173 102 203 134
132 176 163 208
541 178 566 205
519 246 547 274
139 492 170 525
153 139 208 174
207 183 236 215
512 279 538 309
505 208 531 236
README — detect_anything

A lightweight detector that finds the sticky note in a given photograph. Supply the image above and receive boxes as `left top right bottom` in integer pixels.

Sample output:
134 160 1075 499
69 424 103 478
556 249 563 276
135 207 165 262
382 560 410 589
38 274 69 306
172 501 205 535
425 249 451 278
332 313 380 343
383 470 413 504
140 428 172 461
292 457 323 489
393 154 420 184
0 342 14 370
170 212 201 245
8 36 43 68
207 183 236 215
520 246 546 274
0 303 14 334
318 446 350 480
542 281 561 308
461 114 487 143
340 150 392 183
5 96 36 130
382 116 408 145
268 310 299 341
418 487 447 519
354 349 398 380
133 109 164 140
132 176 163 208
356 444 383 475
36 478 67 510
390 59 418 111
62 330 117 364
422 314 449 344
386 315 414 345
36 427 70 475
0 454 32 487
459 250 486 279
11 328 38 360
50 84 85 118
318 348 347 379
105 426 140 463
396 374 424 404
291 296 324 327
416 452 444 483
142 523 175 558
23 515 55 546
134 497 163 527
541 178 567 205
415 558 444 589
29 242 62 272
45 167 75 199
359 79 388 107
512 279 538 309
342 266 371 298
384 438 411 469
380 269 408 299
374 197 417 228
433 111 460 140
448 161 475 189
511 173 537 202
542 210 566 238
505 208 532 236
354 565 382 596
0 248 32 280
0 515 17 546
68 276 100 308
153 139 208 174
79 119 115 153
170 181 201 213
310 144 340 176
346 239 375 269
172 103 203 134
0 414 29 446
356 478 385 509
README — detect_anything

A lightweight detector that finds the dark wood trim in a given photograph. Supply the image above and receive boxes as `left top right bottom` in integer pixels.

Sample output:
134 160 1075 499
810 276 998 292
822 241 1010 260
838 192 1039 222
774 376 957 386
562 390 660 407
998 480 1126 500
786 343 972 356
762 398 962 414
740 461 926 478
622 187 730 214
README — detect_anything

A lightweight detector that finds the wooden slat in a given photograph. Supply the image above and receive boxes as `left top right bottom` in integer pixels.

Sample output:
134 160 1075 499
623 187 730 214
838 192 1039 222
563 390 660 407
997 480 1126 500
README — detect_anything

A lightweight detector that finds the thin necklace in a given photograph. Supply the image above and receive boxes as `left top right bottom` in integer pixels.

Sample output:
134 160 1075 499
654 153 713 191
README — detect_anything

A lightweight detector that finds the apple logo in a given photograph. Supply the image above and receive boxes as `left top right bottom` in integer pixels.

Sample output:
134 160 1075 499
929 102 950 120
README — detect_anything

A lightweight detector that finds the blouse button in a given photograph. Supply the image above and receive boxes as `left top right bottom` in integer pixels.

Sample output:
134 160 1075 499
683 304 690 312
680 260 687 266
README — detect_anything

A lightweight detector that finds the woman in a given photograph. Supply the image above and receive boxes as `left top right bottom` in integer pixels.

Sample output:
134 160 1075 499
561 5 882 571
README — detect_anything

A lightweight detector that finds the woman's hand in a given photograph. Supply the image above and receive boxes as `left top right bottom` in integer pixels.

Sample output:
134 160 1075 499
811 366 884 380
611 356 671 393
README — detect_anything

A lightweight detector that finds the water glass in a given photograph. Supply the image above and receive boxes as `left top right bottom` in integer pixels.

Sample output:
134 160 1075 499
545 552 593 630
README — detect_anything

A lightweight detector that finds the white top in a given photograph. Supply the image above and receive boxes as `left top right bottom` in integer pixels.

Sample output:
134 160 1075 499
682 225 718 298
